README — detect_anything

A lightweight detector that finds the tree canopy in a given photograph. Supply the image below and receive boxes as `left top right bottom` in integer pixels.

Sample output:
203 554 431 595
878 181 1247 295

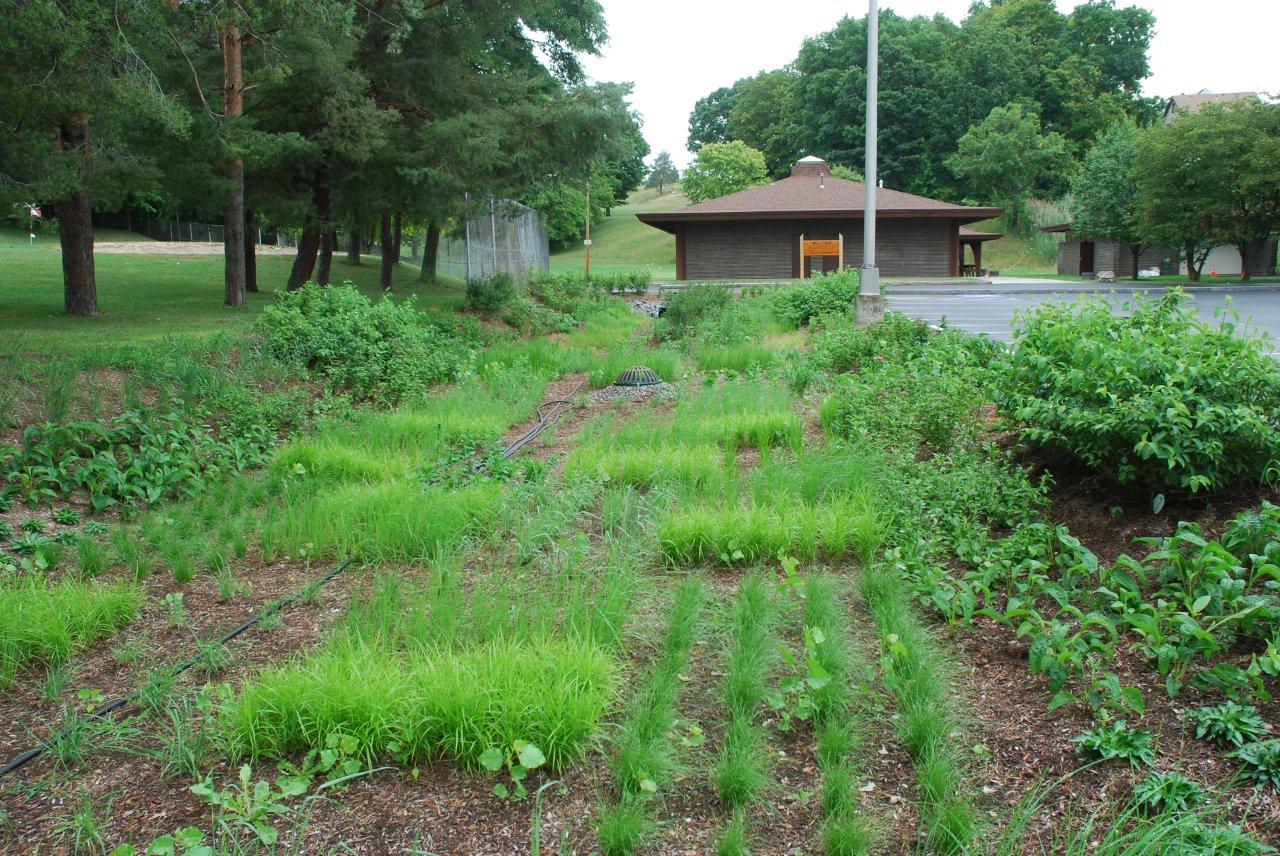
947 103 1071 231
689 0 1156 200
681 141 768 204
0 0 646 312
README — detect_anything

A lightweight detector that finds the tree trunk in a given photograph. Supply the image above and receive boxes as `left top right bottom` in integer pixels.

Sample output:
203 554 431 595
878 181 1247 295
221 22 246 308
1129 245 1142 281
316 228 336 285
245 208 259 293
379 208 394 290
286 175 331 290
1184 243 1199 283
392 212 403 264
421 221 440 283
1238 242 1254 282
347 224 362 265
57 191 99 316
54 115 99 316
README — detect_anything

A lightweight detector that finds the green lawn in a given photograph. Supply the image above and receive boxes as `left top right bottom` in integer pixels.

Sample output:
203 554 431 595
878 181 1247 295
0 232 464 354
549 185 684 280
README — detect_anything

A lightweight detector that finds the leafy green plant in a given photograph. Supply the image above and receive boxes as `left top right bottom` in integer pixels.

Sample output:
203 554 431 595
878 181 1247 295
190 764 309 847
162 592 185 629
1232 739 1280 788
1131 771 1204 813
54 507 81 525
1071 721 1156 769
479 739 548 799
996 291 1280 493
1186 701 1269 748
109 826 211 856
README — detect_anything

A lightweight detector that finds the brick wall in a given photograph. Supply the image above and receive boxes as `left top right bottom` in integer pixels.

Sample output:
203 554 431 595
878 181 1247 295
1058 239 1176 277
682 218 953 280
1057 240 1080 275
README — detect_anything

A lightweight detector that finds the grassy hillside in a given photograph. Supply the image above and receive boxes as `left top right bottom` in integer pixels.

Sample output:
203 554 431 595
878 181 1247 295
549 185 686 279
967 217 1060 277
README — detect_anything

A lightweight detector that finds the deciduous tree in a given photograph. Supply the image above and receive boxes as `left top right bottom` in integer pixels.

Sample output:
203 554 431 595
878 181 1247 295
681 141 768 204
646 152 680 194
947 103 1070 232
1069 121 1147 278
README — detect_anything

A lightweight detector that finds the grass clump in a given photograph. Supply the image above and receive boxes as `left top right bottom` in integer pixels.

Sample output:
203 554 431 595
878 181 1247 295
695 344 778 374
566 444 724 490
659 496 880 566
597 795 652 856
261 481 503 562
586 346 680 388
0 575 141 686
597 580 705 854
223 635 617 771
713 575 777 815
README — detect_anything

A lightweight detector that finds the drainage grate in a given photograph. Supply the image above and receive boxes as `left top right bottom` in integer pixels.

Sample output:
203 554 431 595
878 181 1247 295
614 366 663 387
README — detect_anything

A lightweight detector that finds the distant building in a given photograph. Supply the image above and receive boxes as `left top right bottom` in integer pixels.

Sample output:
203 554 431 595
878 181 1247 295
1042 225 1277 279
636 156 1001 280
1163 90 1260 123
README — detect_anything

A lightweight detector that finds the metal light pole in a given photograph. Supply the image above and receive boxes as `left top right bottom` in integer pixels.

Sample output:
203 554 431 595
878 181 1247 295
857 0 886 326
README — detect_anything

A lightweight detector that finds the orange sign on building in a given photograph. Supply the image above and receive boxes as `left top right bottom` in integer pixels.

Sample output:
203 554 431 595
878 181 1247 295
802 239 841 256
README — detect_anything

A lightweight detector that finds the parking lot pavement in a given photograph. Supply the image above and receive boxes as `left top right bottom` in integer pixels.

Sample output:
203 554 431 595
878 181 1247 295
886 284 1280 355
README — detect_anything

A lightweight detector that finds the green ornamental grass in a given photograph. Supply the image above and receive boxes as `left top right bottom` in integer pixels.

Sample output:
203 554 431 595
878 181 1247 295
0 576 141 687
223 636 617 771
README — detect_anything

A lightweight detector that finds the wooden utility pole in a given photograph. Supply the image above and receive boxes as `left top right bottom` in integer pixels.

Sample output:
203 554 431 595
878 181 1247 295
221 21 247 308
584 178 592 281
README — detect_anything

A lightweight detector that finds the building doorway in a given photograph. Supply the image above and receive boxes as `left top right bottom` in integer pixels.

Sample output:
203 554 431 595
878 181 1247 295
1079 240 1095 275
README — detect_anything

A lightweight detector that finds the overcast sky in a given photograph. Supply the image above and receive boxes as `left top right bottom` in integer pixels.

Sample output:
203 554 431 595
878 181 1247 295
580 0 1277 169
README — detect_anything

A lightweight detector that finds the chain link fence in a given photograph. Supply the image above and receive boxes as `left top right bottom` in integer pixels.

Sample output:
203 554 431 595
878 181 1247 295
95 196 547 282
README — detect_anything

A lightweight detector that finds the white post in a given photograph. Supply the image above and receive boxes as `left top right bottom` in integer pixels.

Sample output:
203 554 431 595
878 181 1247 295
857 0 885 326
464 192 472 282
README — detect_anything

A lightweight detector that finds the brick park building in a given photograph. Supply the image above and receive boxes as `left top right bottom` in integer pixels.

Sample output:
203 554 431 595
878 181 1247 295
637 156 1002 280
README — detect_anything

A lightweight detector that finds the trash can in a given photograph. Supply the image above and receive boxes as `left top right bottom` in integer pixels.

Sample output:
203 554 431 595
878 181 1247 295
1160 258 1176 276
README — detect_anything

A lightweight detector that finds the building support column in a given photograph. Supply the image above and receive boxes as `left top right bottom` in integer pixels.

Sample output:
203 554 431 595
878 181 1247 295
675 227 687 281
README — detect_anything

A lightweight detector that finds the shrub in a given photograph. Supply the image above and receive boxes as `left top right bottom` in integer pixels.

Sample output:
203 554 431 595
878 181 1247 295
996 291 1280 493
655 283 731 342
256 284 469 402
821 362 983 454
465 272 516 311
772 270 860 328
504 297 577 335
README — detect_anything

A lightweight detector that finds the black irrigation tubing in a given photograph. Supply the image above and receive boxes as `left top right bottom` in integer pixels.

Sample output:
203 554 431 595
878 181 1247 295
0 556 359 781
0 381 584 781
